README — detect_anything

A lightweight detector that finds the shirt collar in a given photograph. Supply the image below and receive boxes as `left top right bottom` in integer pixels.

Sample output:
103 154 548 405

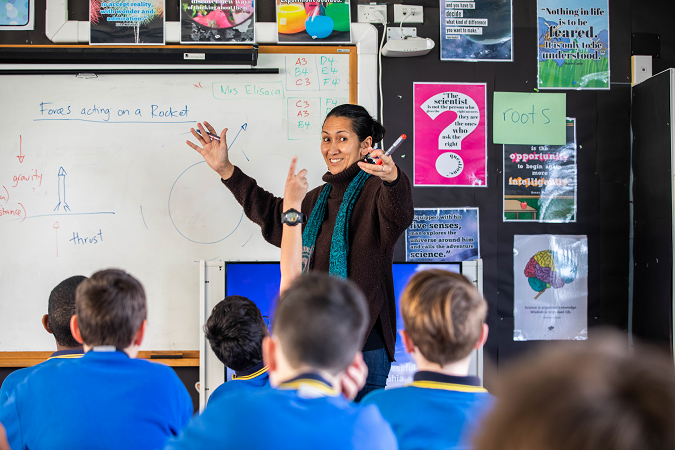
49 349 84 359
232 361 268 380
278 373 339 398
410 371 487 393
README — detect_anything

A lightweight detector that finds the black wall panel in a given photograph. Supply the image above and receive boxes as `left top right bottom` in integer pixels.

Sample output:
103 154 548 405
2 0 673 382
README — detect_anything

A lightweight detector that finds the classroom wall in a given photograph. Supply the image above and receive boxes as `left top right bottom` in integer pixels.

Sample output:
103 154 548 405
2 0 674 382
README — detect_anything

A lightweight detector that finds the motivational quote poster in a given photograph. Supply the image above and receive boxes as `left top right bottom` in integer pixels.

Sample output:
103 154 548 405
537 0 610 89
90 0 165 44
514 234 588 341
440 0 513 62
405 208 480 262
503 118 577 222
414 83 487 187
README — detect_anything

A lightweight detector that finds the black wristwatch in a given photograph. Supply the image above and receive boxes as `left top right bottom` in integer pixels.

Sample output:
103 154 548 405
281 208 306 226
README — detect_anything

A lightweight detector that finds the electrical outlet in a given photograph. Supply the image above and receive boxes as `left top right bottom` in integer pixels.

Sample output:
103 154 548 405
387 27 417 40
393 4 423 23
357 4 388 24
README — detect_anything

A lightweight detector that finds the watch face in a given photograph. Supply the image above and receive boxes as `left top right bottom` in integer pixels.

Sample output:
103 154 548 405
286 211 299 223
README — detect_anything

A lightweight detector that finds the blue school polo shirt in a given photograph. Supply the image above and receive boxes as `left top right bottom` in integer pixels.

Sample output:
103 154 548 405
166 373 398 450
362 371 494 450
208 362 270 404
0 349 84 405
0 348 193 450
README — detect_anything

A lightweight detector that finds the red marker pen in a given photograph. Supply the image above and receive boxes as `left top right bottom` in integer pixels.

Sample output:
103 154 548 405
364 134 407 165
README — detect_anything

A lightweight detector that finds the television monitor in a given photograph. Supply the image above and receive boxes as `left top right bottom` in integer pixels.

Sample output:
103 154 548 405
224 261 462 388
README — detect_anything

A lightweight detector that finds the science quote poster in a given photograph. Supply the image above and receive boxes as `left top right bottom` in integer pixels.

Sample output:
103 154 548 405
538 0 610 89
405 208 480 262
513 234 588 341
181 0 255 43
440 0 513 62
90 0 165 44
503 118 577 222
413 83 487 187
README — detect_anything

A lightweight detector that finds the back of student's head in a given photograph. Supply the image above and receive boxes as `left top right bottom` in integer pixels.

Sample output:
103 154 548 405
274 273 368 375
48 275 87 348
473 332 675 450
204 295 268 371
75 269 147 348
401 269 487 365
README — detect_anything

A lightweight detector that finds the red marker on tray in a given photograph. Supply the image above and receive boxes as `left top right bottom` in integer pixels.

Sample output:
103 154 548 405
364 134 407 165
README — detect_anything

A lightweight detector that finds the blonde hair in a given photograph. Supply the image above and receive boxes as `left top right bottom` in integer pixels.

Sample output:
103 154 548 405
400 270 487 365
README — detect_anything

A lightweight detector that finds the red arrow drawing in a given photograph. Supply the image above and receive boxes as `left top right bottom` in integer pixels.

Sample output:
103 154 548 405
17 135 24 163
54 221 60 257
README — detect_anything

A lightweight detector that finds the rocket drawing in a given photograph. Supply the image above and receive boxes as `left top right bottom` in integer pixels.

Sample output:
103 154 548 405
53 167 70 212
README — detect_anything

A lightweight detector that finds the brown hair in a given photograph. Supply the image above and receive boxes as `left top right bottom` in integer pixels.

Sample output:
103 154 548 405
400 270 487 365
274 273 368 375
473 332 675 450
75 269 147 348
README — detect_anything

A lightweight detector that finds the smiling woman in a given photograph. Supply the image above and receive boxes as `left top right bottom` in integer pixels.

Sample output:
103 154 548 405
186 104 414 400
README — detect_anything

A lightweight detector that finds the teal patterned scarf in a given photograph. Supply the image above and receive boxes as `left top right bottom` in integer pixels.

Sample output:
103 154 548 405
301 170 371 279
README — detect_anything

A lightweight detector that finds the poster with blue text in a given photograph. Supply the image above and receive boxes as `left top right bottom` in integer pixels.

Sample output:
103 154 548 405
538 0 609 89
406 208 479 262
440 0 512 62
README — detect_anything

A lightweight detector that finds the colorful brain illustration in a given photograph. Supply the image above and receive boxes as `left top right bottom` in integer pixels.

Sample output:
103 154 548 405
524 250 577 298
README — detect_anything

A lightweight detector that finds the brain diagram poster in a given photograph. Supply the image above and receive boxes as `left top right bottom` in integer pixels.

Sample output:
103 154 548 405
537 0 610 89
414 83 487 187
514 235 588 341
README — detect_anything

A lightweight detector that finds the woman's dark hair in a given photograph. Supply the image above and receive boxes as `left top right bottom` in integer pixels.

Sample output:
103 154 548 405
325 104 386 143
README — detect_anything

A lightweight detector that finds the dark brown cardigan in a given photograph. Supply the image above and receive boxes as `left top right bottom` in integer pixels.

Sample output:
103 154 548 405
222 161 414 360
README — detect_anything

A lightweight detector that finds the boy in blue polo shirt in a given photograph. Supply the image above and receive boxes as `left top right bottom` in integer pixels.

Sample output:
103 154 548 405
362 270 493 450
165 273 397 450
0 275 86 404
0 269 193 450
204 295 270 403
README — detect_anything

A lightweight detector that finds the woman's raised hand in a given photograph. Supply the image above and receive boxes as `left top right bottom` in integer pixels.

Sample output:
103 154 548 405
186 121 234 180
283 156 309 210
357 148 398 183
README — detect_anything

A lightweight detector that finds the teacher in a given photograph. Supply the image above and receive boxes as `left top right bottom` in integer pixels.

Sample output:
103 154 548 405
187 104 414 400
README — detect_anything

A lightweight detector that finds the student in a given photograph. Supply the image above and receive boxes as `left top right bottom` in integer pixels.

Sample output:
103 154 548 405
0 269 193 450
165 273 397 450
0 276 87 404
204 295 270 403
362 270 492 450
473 332 675 450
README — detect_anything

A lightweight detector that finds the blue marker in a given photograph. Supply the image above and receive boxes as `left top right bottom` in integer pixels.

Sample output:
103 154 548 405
195 129 221 142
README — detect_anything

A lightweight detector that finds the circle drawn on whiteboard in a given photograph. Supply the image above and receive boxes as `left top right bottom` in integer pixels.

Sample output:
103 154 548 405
168 161 244 244
436 152 464 178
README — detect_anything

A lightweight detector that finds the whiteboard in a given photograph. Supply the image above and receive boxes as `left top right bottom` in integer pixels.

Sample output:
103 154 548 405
0 51 351 350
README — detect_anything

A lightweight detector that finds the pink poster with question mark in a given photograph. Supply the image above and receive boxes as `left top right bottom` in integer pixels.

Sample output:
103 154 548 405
413 82 487 187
